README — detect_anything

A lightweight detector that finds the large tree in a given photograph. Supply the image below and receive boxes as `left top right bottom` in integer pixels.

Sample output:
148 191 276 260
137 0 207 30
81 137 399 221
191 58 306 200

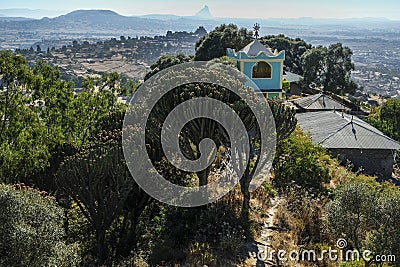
261 34 311 75
0 51 127 185
194 24 253 61
301 46 327 89
324 43 356 94
0 51 49 183
302 43 357 95
142 58 297 231
56 130 150 264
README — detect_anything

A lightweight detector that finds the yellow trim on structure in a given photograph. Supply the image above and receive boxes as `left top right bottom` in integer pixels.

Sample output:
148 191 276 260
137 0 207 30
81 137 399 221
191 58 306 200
238 59 284 63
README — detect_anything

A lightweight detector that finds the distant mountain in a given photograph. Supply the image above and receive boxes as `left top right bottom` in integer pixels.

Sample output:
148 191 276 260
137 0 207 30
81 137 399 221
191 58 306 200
0 16 34 22
195 5 213 19
1 8 399 51
51 10 129 24
35 10 169 33
139 14 182 21
0 9 217 39
0 8 66 19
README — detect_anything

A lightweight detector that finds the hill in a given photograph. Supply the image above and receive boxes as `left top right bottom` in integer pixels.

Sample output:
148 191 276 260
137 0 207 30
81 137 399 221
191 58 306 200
195 5 213 19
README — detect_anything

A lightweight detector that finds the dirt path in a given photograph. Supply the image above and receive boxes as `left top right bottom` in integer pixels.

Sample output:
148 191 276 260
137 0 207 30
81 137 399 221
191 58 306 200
241 195 283 266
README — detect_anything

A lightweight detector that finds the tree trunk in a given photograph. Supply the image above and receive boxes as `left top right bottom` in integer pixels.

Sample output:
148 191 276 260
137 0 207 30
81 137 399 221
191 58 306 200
197 166 211 186
240 168 252 238
96 227 107 264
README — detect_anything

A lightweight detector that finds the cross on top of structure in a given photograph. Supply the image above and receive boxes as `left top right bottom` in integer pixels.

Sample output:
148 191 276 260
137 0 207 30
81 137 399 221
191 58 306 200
253 23 260 39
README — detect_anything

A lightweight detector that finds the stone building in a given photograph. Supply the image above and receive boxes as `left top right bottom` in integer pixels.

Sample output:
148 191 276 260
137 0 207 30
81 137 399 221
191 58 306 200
296 111 400 178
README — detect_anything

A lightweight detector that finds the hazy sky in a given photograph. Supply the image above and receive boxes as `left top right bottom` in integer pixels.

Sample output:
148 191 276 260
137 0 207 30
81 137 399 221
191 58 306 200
1 0 399 19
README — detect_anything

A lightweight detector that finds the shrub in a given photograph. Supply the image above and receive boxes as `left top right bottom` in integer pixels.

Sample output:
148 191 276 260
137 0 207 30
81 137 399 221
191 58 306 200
0 183 80 266
273 127 331 192
186 242 216 267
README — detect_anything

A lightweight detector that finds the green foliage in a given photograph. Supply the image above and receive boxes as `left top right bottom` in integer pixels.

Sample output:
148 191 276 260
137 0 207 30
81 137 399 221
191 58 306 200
261 34 312 74
273 128 331 192
0 51 49 182
282 78 290 92
0 183 80 266
194 24 253 61
326 181 400 266
144 53 193 80
0 51 126 184
267 99 297 145
326 182 376 251
56 129 154 263
302 46 327 89
324 43 356 94
56 130 148 263
302 43 356 95
368 98 400 142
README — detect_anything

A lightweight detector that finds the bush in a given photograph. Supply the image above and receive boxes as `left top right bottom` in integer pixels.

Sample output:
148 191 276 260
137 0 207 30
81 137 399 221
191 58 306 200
0 183 80 266
273 128 331 192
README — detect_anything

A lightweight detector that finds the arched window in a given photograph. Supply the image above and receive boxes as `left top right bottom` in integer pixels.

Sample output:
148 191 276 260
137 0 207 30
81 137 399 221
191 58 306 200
252 61 272 78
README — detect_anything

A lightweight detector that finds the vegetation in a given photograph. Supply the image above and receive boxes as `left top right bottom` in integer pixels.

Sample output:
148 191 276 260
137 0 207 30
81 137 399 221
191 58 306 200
302 43 357 95
0 22 397 266
0 184 80 266
273 127 331 192
368 98 400 142
326 181 400 267
261 34 312 74
195 24 253 61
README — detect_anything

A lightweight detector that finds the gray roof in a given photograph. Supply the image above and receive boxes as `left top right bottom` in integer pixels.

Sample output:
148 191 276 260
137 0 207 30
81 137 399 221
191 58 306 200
293 93 350 111
296 111 400 150
283 72 303 83
240 40 275 57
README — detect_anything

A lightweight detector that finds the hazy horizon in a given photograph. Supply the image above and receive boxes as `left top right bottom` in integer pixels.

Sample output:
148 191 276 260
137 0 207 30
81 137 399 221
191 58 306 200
0 0 399 20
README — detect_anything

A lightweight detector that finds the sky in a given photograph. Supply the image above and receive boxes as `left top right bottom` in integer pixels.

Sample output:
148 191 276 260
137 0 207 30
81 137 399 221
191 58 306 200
0 0 399 20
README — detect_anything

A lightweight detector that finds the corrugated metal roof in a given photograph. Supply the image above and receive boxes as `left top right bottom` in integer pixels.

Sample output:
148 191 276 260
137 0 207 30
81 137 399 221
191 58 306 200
240 40 275 57
283 72 303 83
292 93 350 111
296 111 400 150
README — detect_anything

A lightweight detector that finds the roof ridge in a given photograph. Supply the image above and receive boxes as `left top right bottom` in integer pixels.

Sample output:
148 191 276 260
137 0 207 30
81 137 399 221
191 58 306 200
318 119 349 144
351 119 400 145
322 112 400 148
305 93 324 108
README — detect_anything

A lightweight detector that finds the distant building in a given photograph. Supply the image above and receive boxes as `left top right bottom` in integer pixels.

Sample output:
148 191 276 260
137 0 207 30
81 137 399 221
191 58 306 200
194 26 207 37
292 93 351 112
296 111 400 178
283 71 303 95
226 39 285 98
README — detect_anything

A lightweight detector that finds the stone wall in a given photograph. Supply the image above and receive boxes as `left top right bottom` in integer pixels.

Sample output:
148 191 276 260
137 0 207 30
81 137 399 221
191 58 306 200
329 148 394 178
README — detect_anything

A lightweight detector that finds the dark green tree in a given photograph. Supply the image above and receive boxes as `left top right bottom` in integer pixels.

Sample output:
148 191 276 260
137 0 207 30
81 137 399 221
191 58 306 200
0 51 49 183
301 46 327 89
261 34 311 74
194 24 253 61
302 43 356 95
56 130 149 264
324 43 356 95
326 182 400 267
144 53 193 80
